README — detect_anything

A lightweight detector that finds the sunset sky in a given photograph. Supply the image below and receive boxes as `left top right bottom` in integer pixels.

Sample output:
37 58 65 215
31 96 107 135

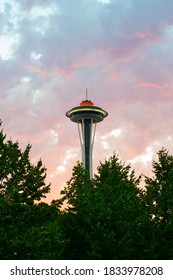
1 0 173 202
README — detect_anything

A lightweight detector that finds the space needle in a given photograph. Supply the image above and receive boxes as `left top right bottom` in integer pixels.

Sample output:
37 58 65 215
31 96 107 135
66 90 108 178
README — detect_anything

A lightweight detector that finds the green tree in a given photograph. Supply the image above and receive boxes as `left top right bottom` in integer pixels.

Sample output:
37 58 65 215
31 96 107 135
0 123 50 205
0 200 66 259
144 148 173 259
57 162 92 213
55 163 93 259
89 155 144 259
59 154 145 259
0 122 66 259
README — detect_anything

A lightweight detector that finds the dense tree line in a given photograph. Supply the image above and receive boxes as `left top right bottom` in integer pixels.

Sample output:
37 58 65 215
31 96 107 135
0 123 173 259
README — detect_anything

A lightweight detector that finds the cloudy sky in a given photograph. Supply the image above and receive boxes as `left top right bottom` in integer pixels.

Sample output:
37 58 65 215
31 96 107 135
1 0 173 202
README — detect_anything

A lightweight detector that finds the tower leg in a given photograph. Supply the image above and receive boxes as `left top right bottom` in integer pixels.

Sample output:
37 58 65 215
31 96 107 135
77 119 96 178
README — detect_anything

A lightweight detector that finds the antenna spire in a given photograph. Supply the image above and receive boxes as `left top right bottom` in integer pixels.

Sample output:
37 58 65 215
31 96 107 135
86 88 88 100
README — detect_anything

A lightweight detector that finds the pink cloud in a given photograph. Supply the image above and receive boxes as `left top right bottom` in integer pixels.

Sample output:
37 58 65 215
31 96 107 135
26 65 47 76
135 82 163 89
134 32 162 41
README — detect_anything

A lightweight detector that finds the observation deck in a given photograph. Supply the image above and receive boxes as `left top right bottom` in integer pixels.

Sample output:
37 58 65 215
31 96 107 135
66 99 108 123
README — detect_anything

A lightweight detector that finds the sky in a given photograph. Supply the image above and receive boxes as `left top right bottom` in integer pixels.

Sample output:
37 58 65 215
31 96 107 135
1 0 173 202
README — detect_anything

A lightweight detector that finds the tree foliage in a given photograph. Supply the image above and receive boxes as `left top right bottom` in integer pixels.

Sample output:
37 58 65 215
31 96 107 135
0 122 64 259
58 155 145 259
144 148 173 259
0 125 50 205
58 150 173 259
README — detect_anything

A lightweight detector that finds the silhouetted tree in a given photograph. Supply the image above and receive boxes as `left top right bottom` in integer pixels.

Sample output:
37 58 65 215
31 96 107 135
0 122 65 259
0 123 50 205
59 155 145 259
144 148 173 259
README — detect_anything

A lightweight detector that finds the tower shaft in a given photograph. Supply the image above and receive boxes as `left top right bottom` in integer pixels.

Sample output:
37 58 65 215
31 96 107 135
78 118 96 177
84 119 91 173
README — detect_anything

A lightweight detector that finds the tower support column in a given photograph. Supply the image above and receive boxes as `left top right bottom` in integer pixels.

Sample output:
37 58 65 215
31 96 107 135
77 118 96 178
